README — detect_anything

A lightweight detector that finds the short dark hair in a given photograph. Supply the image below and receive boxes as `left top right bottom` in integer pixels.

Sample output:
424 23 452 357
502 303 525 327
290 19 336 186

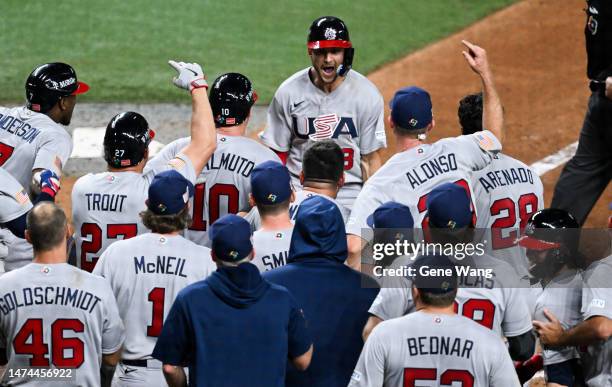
302 140 344 183
256 198 291 217
140 206 192 234
458 92 483 135
26 202 67 253
418 287 458 307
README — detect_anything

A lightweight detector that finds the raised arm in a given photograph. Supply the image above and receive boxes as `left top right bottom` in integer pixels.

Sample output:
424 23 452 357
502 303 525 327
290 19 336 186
461 40 504 143
168 60 217 175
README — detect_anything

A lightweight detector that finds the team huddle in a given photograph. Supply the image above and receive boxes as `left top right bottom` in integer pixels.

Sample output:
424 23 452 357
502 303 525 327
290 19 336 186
0 14 610 387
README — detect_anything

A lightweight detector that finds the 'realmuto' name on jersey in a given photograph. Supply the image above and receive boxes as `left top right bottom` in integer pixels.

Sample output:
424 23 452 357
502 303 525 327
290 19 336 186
134 255 188 277
0 286 102 316
406 153 458 189
477 166 535 194
0 113 42 143
204 151 256 177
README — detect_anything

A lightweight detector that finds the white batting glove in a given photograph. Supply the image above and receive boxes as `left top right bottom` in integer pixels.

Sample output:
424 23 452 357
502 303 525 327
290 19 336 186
168 60 208 92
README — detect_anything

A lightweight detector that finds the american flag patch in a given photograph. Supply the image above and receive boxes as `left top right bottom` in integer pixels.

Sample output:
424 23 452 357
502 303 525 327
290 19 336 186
14 189 29 205
168 157 186 170
226 117 236 125
120 159 131 166
309 113 339 141
476 133 495 151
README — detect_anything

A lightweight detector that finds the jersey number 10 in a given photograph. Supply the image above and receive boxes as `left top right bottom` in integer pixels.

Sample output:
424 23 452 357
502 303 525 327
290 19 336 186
190 183 239 231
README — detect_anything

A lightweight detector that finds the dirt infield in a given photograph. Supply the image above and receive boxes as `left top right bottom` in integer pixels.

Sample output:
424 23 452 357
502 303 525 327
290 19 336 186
57 0 610 227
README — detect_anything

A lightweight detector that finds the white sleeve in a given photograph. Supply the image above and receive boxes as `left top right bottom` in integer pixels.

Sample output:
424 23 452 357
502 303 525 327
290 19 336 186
100 280 125 354
346 182 389 239
489 338 522 386
145 151 197 185
348 327 387 387
260 92 292 152
501 286 533 337
0 175 32 223
32 130 72 175
358 91 386 155
368 285 412 321
581 260 612 319
453 130 502 171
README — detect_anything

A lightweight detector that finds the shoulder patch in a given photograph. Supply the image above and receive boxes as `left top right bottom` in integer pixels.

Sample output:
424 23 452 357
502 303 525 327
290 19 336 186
475 132 496 151
168 157 186 170
590 298 606 309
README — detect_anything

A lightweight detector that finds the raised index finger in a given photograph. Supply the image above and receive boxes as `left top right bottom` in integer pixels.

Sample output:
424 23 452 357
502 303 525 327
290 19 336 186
168 60 181 71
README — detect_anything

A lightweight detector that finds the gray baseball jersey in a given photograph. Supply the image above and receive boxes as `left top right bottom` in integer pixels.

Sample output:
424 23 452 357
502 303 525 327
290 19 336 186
533 269 582 366
260 68 386 207
471 153 544 278
93 233 215 362
0 263 124 386
369 254 532 337
347 131 502 240
72 153 196 272
252 227 293 272
0 106 72 189
349 311 520 387
580 254 612 386
0 168 32 225
243 189 349 232
146 134 280 247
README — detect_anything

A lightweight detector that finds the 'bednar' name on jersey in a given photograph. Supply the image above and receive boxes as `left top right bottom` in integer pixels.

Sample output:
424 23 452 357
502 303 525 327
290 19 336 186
0 286 101 315
477 165 536 194
134 255 188 277
405 153 458 189
0 113 42 143
407 336 474 359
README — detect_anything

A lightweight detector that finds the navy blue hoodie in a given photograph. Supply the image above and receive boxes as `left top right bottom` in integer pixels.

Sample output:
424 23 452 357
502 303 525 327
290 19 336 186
153 262 311 387
264 196 380 387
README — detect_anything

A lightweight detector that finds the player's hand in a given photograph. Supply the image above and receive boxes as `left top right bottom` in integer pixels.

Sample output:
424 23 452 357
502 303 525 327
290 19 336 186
461 40 491 77
168 60 208 92
605 76 612 100
532 308 565 346
39 169 61 198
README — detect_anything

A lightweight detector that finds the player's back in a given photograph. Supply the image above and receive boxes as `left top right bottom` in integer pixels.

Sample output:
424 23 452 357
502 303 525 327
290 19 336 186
147 134 279 246
0 263 124 386
93 233 215 360
252 227 293 272
0 106 72 189
361 311 519 386
72 171 150 272
471 153 544 276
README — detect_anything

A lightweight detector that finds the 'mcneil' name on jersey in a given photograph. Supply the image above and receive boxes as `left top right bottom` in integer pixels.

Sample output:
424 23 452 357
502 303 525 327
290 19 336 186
407 336 474 359
0 287 101 316
406 153 458 189
134 255 187 277
204 152 256 177
85 193 128 212
477 167 535 194
0 114 42 144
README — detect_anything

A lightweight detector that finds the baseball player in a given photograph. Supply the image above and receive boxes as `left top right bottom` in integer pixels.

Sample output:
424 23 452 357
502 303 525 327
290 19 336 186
243 140 349 231
71 60 216 272
518 209 585 386
0 63 88 271
459 92 544 278
363 184 535 363
350 254 520 387
260 16 387 210
0 203 124 387
346 41 504 268
93 170 216 386
248 161 294 272
147 73 279 247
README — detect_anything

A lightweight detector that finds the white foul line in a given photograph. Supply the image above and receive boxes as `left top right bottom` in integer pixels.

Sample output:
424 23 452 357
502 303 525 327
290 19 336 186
529 141 578 176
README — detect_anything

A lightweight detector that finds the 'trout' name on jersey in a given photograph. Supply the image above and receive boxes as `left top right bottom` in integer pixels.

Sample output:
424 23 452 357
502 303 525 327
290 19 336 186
85 193 128 212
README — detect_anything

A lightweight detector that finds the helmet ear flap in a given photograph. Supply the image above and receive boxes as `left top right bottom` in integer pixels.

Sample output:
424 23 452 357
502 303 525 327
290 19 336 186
337 47 354 77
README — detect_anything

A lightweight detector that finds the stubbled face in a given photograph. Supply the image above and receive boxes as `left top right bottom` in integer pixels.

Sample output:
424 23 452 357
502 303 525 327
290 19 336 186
526 249 549 276
310 47 344 84
59 95 77 126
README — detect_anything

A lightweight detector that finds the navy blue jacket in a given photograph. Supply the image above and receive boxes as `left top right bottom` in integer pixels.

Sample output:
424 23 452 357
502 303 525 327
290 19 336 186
264 196 379 387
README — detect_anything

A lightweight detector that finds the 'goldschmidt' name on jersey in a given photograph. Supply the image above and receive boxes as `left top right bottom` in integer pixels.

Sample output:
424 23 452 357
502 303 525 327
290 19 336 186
0 114 42 144
0 286 101 316
204 152 255 177
405 153 457 189
407 336 474 359
134 255 188 277
477 167 535 194
85 193 128 212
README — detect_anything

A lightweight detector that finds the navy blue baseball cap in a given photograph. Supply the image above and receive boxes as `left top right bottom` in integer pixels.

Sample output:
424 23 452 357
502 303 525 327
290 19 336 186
426 183 472 229
210 214 253 262
251 160 291 205
412 253 457 294
147 170 194 215
390 86 433 130
367 202 414 229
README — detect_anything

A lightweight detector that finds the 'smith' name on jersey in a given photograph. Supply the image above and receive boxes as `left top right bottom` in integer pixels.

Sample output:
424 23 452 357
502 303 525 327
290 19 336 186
405 153 458 189
261 251 288 271
0 114 42 144
85 193 128 212
134 255 188 278
407 336 474 359
477 166 536 194
292 115 358 140
204 151 256 177
0 287 102 316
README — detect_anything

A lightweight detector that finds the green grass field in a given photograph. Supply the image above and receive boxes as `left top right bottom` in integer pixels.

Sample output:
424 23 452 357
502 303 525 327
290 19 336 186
0 0 515 104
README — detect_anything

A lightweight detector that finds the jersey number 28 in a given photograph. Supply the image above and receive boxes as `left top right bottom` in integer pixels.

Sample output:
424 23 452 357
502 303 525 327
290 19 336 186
489 193 538 249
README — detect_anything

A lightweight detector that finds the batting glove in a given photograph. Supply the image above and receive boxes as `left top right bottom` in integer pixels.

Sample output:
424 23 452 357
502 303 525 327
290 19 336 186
168 60 208 92
39 169 60 198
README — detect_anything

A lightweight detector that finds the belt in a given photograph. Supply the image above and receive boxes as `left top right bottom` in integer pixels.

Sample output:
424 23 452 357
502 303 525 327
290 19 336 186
121 358 162 369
